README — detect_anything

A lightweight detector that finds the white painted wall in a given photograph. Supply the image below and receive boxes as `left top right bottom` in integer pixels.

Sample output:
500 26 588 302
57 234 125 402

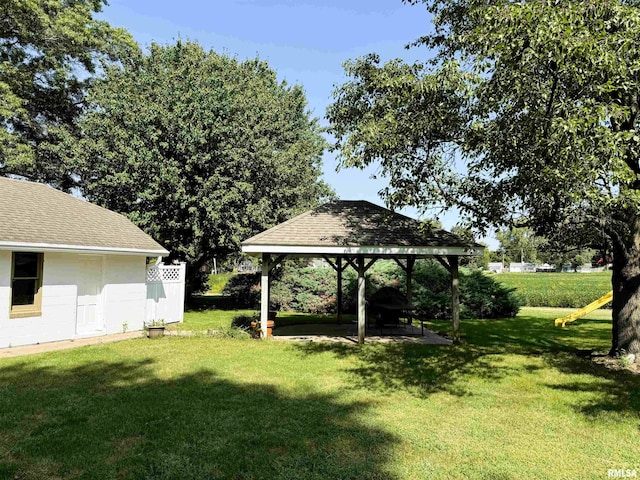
0 252 148 348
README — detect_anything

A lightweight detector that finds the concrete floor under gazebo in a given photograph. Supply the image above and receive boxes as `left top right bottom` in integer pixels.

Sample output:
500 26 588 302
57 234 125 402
241 200 484 344
271 321 453 345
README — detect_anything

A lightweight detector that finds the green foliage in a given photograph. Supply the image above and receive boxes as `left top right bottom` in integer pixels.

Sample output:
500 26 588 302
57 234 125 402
328 0 640 354
222 273 261 308
495 272 612 309
0 0 135 189
76 41 332 293
223 259 520 318
495 227 544 265
230 313 257 330
407 262 522 319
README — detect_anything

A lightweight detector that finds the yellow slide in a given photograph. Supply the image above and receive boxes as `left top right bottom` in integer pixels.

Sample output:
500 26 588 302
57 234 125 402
554 291 613 327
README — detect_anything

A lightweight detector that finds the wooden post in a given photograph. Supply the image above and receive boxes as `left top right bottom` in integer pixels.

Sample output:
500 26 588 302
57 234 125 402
357 257 366 344
337 256 343 323
449 255 460 341
406 256 415 306
260 254 271 339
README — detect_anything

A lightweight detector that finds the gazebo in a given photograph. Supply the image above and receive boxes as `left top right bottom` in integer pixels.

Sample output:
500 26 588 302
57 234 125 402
241 200 484 344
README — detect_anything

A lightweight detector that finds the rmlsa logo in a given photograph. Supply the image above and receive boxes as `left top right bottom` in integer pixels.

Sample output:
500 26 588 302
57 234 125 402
608 469 638 478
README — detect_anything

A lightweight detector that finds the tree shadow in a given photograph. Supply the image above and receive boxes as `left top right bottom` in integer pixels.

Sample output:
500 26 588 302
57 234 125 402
293 342 514 399
541 353 640 418
444 315 612 355
189 295 239 311
0 358 398 479
293 313 639 418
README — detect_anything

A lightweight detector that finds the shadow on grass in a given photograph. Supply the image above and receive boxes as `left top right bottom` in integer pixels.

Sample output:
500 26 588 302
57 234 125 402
293 314 639 418
542 353 640 418
0 359 397 480
188 294 239 311
293 342 517 399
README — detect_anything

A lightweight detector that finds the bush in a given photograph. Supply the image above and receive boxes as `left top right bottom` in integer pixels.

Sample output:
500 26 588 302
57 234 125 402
231 313 257 330
460 270 522 318
222 272 261 308
221 259 522 318
279 265 337 314
407 262 521 319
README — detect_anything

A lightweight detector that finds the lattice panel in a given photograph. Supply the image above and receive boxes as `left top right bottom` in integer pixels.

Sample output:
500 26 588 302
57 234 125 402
146 266 183 283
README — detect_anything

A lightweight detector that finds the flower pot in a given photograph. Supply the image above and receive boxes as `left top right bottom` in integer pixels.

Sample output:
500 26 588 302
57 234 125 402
148 325 166 338
268 311 278 321
251 320 276 337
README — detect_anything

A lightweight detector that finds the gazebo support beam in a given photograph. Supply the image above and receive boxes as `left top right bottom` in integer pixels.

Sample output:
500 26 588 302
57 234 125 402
448 255 461 342
260 254 271 339
337 256 343 323
393 256 416 305
357 257 366 344
323 255 346 323
260 253 286 339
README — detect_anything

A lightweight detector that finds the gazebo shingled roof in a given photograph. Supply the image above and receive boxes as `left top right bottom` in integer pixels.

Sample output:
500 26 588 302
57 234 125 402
241 200 484 344
243 200 482 255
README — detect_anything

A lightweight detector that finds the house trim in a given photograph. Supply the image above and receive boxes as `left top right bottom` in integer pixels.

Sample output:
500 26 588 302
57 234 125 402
0 241 168 257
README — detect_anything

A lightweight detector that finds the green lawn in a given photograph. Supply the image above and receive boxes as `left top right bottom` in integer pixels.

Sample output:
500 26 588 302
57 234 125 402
207 272 235 295
495 272 612 308
1 307 638 479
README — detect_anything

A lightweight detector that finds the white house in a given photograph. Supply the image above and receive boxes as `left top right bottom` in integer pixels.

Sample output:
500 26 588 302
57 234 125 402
0 177 169 348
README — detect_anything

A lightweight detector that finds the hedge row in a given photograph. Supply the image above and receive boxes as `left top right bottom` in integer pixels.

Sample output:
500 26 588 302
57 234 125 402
222 260 522 319
493 272 612 308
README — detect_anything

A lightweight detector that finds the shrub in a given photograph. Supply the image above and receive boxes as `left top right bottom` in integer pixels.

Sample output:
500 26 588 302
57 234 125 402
222 259 522 318
222 272 261 308
231 313 258 330
460 270 522 318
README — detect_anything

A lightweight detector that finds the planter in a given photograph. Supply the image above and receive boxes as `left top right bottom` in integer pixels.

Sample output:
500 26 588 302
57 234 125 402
268 311 278 321
251 320 276 338
148 326 166 338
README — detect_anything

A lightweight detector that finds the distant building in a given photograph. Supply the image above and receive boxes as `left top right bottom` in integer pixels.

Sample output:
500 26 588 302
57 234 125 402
488 262 504 273
509 262 536 273
535 263 555 272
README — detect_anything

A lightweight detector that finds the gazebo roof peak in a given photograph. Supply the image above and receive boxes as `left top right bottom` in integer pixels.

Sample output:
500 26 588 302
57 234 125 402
242 200 483 257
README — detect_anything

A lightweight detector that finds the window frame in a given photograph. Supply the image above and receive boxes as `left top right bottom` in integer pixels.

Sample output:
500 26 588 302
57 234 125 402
10 252 44 319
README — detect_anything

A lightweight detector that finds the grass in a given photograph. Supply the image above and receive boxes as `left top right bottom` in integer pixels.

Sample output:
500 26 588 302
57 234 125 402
495 271 612 308
1 306 638 479
170 296 356 332
207 272 235 295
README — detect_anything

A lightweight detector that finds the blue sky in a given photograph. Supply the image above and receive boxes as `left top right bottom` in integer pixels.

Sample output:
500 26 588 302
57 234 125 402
98 0 498 247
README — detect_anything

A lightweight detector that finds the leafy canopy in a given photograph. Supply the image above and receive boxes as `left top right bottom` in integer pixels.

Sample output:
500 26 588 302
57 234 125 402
0 0 135 189
77 41 332 292
328 0 640 245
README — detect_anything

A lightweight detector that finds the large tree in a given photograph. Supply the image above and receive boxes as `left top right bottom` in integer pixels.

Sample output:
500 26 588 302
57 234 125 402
495 227 545 265
327 0 640 359
77 41 331 294
0 0 134 189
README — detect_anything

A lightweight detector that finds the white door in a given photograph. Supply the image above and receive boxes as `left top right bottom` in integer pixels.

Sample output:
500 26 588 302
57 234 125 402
76 256 104 335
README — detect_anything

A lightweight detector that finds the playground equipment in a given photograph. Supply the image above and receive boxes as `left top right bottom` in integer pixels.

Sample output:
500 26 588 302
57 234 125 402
554 291 613 327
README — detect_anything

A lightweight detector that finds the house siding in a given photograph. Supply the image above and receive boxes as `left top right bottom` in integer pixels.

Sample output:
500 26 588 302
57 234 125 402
0 252 148 348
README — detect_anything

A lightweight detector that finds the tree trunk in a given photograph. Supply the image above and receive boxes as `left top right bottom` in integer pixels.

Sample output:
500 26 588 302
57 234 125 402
610 225 640 360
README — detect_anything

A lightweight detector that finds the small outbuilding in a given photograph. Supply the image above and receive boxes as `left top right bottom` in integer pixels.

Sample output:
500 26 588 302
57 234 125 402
0 177 169 348
242 200 484 343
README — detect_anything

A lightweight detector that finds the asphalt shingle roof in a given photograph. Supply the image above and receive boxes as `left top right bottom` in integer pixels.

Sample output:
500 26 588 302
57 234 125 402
243 200 481 249
0 177 168 254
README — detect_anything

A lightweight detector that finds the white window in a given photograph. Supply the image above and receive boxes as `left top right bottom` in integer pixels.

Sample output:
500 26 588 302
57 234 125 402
10 252 43 318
